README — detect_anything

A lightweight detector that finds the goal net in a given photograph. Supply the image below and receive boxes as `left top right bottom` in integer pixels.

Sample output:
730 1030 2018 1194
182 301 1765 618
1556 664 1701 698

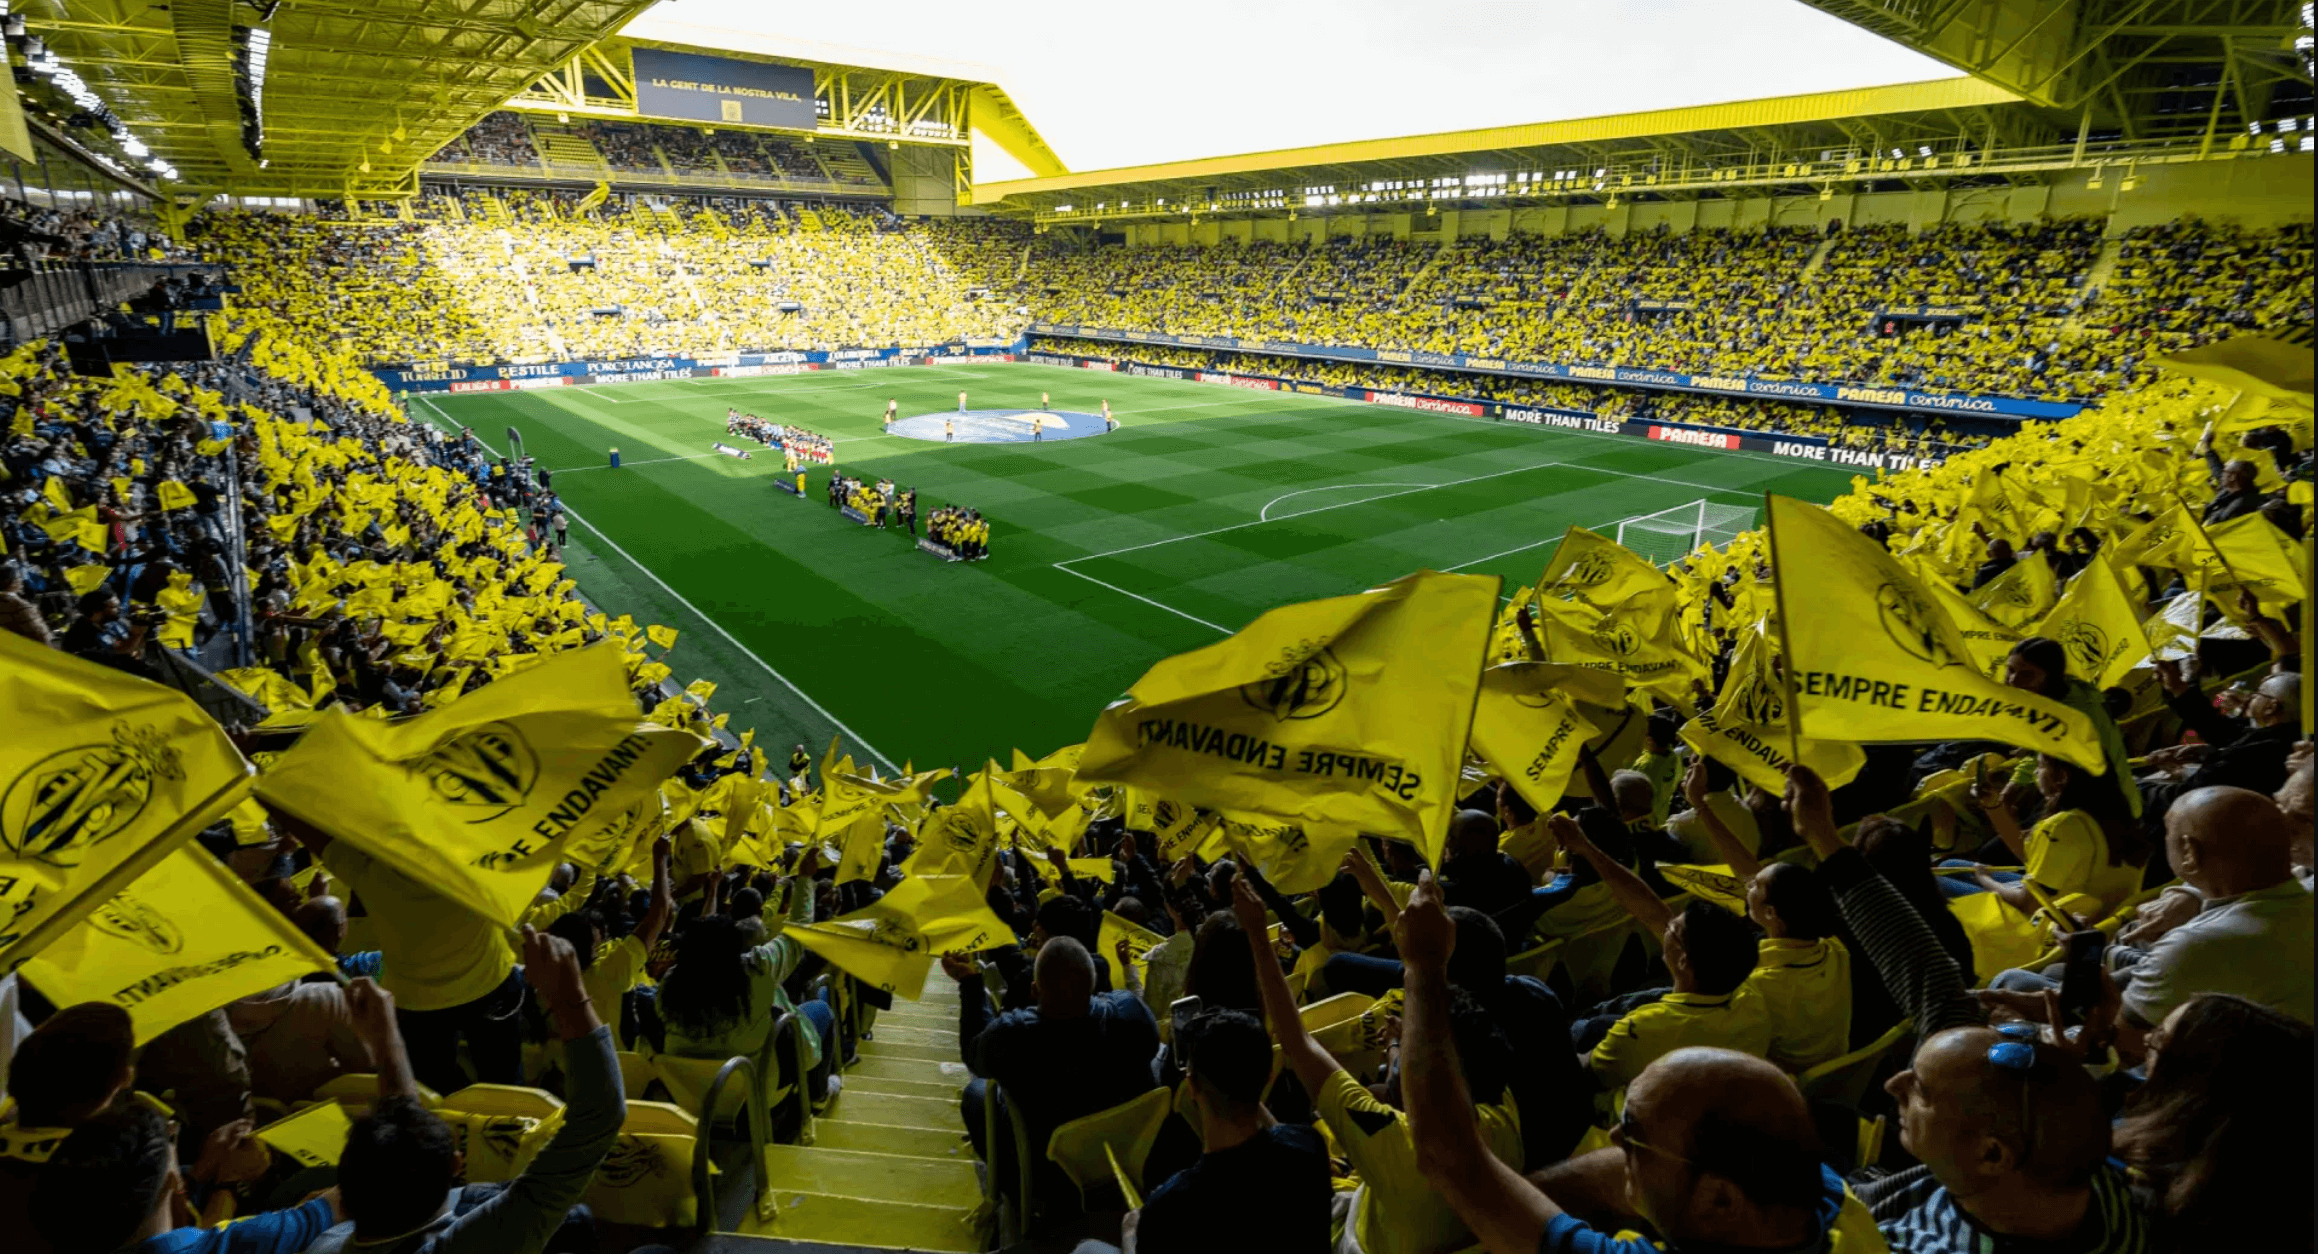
1614 499 1759 567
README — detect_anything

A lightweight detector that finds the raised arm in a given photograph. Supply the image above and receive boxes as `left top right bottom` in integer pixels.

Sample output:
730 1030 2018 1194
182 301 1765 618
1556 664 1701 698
1231 877 1339 1096
1681 758 1761 879
1341 846 1401 926
1784 766 1985 1039
1967 770 2029 862
1399 871 1562 1254
633 835 675 952
1241 860 1320 950
1550 813 1673 935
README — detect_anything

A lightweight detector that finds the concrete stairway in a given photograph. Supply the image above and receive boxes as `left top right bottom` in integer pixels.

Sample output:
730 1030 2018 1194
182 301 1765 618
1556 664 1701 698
732 979 987 1251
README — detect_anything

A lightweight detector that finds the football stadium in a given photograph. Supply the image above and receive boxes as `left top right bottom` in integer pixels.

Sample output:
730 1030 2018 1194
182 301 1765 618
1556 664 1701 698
0 2 2312 1253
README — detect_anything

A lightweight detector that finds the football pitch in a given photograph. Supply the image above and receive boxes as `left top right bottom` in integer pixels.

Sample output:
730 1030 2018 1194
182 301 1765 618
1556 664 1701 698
415 363 1857 774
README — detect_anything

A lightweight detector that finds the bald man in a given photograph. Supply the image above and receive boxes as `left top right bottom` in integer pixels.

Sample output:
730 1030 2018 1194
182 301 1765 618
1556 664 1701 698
2108 787 2314 1046
1400 866 1853 1253
1865 1025 2143 1252
946 936 1158 1210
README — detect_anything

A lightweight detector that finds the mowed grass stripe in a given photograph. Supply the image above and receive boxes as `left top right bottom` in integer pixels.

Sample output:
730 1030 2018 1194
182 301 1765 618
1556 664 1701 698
421 365 1855 766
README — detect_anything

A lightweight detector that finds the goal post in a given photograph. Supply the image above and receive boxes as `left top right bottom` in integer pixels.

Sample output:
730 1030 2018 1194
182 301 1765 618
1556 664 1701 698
1613 499 1759 566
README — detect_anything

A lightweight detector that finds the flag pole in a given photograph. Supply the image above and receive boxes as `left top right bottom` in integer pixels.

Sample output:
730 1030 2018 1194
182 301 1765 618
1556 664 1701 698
1762 494 1806 767
2167 486 2253 624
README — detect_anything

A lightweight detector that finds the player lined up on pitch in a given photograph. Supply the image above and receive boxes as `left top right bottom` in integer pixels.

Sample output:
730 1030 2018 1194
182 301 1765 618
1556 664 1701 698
728 409 834 466
925 505 988 558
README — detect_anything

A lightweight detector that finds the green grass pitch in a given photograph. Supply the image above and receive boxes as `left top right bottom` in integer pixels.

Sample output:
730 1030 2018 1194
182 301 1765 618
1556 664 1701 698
414 363 1857 775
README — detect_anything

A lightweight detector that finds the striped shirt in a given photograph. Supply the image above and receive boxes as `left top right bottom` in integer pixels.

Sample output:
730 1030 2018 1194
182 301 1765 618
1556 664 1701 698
1865 1162 2150 1254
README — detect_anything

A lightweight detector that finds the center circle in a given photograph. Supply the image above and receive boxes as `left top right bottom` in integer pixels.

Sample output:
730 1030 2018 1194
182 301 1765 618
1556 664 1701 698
888 409 1113 444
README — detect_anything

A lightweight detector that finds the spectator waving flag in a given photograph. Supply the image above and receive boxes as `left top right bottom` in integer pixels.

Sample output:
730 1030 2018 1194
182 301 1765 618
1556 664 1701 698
1078 570 1496 867
1765 495 2104 770
0 632 254 972
1466 661 1620 815
255 643 704 929
1679 626 1866 794
2031 557 2154 691
899 766 1005 890
789 874 1015 1000
20 844 339 1043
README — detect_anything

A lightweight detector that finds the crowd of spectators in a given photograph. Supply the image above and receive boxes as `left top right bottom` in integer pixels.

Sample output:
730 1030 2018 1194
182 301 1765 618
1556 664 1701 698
197 195 1021 364
445 111 539 167
1017 218 2312 403
1033 335 1990 455
438 114 848 187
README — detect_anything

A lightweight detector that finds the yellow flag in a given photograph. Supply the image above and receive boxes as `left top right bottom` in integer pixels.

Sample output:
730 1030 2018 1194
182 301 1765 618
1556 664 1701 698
1212 811 1360 894
20 846 337 1042
1004 744 1086 818
0 632 253 972
901 769 1005 890
255 644 704 929
2154 332 2315 400
1969 552 2058 631
1536 526 1676 611
2110 507 2193 572
257 1100 353 1168
75 519 110 553
788 874 1015 1000
155 481 198 512
644 624 678 650
1098 909 1167 991
1679 628 1867 794
1658 864 1750 916
1923 578 2023 678
1526 593 1707 701
1765 496 2103 771
2188 512 2308 609
64 564 114 595
2034 559 2152 691
1466 662 1618 815
1080 570 1496 866
821 746 949 885
41 475 73 512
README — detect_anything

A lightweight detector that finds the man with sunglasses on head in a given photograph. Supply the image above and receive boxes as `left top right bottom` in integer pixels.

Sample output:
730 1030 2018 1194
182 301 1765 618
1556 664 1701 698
1778 765 2151 1254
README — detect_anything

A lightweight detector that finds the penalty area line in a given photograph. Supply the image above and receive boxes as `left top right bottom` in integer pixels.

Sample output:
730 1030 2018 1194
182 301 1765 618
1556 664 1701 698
411 396 900 773
1052 564 1232 636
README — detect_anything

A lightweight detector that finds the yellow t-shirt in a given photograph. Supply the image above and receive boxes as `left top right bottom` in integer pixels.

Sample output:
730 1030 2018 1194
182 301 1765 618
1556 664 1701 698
1589 989 1772 1089
583 935 648 1050
2025 810 2140 913
325 842 513 1012
1316 1068 1520 1254
1747 937 1853 1073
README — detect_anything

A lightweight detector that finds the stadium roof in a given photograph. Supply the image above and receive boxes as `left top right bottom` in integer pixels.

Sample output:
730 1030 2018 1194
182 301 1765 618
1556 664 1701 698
9 1 1065 203
969 72 2305 224
503 14 1066 179
16 0 658 199
1795 0 2313 140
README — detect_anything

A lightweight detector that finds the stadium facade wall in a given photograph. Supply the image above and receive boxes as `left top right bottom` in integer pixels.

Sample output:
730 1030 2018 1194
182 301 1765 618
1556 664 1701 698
1122 154 2313 246
1028 325 2077 421
1020 348 1947 473
371 342 1023 393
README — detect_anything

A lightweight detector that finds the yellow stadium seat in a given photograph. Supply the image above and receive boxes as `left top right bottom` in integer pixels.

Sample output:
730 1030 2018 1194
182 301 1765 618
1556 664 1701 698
434 1085 565 1183
1797 1022 1913 1108
1856 1115 1887 1171
311 1073 441 1118
582 1100 702 1230
1044 1087 1173 1209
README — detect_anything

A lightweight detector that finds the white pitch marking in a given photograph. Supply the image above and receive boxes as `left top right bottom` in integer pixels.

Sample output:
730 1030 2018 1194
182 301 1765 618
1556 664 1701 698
550 452 723 473
1258 483 1438 522
1058 461 1567 566
413 396 899 773
1053 565 1233 635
